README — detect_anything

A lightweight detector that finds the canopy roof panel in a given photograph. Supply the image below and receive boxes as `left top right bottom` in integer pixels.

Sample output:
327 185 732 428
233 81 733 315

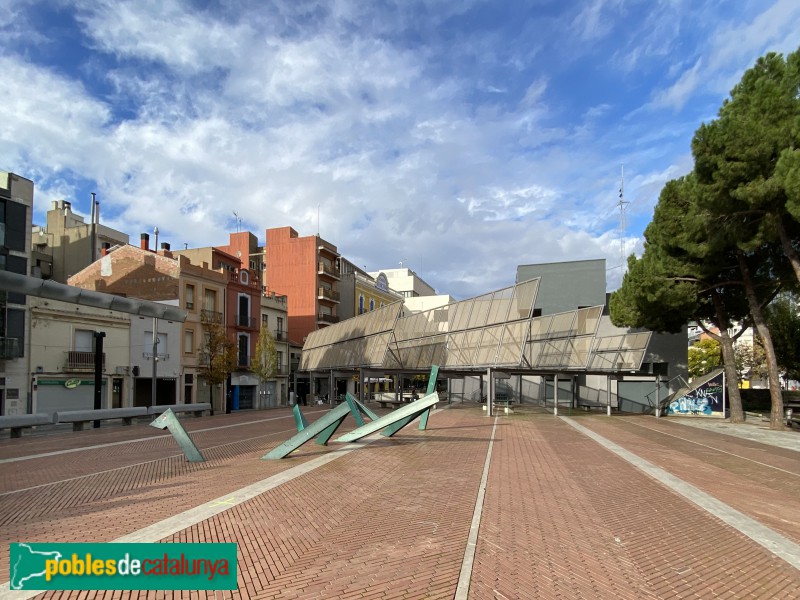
300 277 651 374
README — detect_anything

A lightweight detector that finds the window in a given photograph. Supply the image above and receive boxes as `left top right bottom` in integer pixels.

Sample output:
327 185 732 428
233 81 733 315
277 316 284 333
369 299 375 311
185 284 195 310
238 334 249 367
277 350 283 370
184 329 194 354
262 314 268 325
358 295 364 314
204 289 217 311
75 329 94 352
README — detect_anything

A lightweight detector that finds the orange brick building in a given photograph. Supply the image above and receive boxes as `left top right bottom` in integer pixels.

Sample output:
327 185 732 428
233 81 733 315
263 226 341 346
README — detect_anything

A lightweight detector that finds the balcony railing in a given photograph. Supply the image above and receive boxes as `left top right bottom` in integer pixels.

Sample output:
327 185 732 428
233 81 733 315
200 309 223 324
66 351 105 371
318 261 341 279
275 364 288 376
0 337 20 359
238 354 250 368
317 287 340 302
238 314 257 328
275 330 287 342
317 313 339 324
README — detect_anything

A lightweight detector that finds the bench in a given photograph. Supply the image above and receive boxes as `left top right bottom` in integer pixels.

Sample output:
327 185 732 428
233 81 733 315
148 403 212 418
55 407 149 431
377 400 406 409
0 413 55 438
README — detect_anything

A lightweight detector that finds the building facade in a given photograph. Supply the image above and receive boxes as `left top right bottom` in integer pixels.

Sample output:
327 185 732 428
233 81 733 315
339 259 404 321
29 297 131 416
263 226 341 346
33 199 129 283
366 267 436 299
0 172 33 415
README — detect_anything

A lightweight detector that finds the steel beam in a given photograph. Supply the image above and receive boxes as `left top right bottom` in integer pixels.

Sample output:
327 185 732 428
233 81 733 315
264 402 352 459
149 408 205 462
335 392 440 443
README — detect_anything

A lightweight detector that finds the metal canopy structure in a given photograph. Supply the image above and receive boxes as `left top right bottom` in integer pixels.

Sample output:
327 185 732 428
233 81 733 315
0 270 187 322
300 277 651 376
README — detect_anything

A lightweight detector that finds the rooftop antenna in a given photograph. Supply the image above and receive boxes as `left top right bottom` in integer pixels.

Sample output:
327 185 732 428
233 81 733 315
233 211 241 233
317 204 320 236
617 164 628 269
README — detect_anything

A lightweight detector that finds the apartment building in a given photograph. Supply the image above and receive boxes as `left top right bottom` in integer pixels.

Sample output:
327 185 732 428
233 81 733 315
263 226 341 345
173 243 261 410
68 236 229 412
32 199 129 283
0 172 33 415
339 258 404 321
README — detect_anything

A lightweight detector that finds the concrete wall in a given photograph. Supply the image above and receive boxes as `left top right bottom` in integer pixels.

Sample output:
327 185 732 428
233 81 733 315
516 259 607 315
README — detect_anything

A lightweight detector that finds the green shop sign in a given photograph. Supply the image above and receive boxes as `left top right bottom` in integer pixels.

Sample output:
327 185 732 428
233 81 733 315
37 380 107 386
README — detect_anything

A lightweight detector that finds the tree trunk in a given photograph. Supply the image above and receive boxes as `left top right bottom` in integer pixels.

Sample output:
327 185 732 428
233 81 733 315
708 289 745 422
774 215 800 283
738 253 785 429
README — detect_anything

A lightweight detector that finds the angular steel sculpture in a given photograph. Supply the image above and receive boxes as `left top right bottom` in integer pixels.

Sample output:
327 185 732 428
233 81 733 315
335 391 440 443
149 408 205 462
264 394 376 459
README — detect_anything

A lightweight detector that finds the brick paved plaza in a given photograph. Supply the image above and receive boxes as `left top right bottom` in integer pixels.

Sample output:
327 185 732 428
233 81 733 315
1 404 799 599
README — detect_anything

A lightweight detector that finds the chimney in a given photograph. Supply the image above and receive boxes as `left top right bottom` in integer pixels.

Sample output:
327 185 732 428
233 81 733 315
140 233 150 250
160 242 173 258
161 242 171 251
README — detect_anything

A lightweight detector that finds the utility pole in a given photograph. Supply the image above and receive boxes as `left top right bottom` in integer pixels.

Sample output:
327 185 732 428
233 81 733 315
151 318 158 407
617 164 628 269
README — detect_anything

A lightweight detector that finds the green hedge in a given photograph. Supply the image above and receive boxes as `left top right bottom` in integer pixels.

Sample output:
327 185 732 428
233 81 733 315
739 389 800 411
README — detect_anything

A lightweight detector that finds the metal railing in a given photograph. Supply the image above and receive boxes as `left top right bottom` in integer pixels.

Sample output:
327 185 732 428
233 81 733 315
238 354 250 367
66 351 105 370
0 337 20 359
317 287 340 302
317 313 339 324
275 330 287 342
238 314 257 328
318 262 340 278
200 309 223 324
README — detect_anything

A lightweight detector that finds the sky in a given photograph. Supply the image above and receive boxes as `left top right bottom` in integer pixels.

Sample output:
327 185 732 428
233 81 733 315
2 0 799 300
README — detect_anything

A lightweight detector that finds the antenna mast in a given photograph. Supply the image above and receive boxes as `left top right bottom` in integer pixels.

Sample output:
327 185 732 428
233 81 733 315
617 164 629 269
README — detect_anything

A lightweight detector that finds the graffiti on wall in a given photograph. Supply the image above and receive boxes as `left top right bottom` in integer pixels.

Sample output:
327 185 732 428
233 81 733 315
668 372 724 416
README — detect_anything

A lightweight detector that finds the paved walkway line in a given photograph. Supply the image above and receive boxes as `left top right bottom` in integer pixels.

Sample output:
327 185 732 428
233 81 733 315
624 420 800 478
455 416 498 600
563 416 800 571
1 444 363 599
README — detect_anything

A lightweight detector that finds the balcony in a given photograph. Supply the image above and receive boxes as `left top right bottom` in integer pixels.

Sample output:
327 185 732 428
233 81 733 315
0 337 20 359
275 364 287 376
66 351 106 371
237 314 258 329
275 330 287 342
317 313 339 325
317 287 340 303
318 261 341 280
200 309 223 324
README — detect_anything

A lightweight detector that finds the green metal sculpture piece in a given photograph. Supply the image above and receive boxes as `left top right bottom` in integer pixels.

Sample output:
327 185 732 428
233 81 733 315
292 403 309 431
264 394 377 459
335 391 440 443
149 408 205 463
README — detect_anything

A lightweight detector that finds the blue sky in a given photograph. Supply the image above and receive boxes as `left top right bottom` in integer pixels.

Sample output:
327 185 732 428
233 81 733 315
2 0 799 299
